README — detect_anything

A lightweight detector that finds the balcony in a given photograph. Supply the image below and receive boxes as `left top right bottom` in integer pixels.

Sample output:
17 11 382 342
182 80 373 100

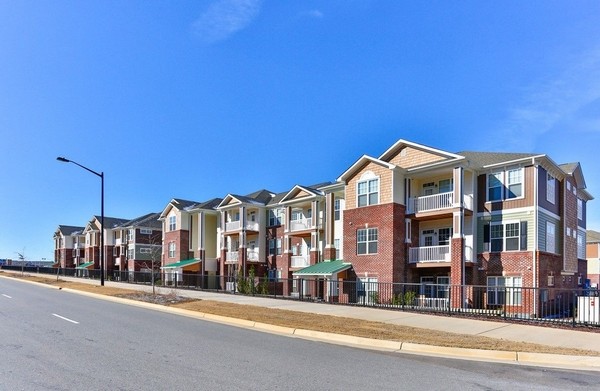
291 255 310 268
247 249 262 262
224 220 260 232
407 192 473 214
409 245 450 264
225 251 239 262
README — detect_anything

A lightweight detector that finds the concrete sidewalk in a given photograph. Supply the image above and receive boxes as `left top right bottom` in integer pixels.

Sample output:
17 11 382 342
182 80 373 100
3 272 600 370
38 274 600 353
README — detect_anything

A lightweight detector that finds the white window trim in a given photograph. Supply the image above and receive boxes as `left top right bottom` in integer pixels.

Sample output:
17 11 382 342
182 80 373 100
357 227 378 255
486 167 525 203
356 173 380 208
490 220 520 252
546 172 555 204
545 221 556 254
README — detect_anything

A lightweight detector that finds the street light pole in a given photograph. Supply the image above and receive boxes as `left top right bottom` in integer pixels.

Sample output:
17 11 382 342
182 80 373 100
57 157 105 286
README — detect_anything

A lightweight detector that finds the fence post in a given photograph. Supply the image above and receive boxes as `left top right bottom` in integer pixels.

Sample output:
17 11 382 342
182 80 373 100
573 291 577 328
503 287 507 319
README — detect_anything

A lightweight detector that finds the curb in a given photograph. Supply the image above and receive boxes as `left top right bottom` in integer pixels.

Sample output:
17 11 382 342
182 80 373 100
2 273 598 371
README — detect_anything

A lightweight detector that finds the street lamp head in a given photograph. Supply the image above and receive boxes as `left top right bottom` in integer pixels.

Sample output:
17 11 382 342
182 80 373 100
56 157 70 163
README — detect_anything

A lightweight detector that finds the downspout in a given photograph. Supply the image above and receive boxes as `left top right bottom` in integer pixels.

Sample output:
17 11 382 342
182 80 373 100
532 158 538 316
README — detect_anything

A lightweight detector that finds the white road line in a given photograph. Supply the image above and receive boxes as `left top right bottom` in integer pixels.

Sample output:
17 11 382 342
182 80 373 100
1 294 12 299
52 313 79 324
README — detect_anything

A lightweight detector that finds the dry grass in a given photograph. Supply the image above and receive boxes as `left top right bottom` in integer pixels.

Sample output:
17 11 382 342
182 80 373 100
3 272 599 356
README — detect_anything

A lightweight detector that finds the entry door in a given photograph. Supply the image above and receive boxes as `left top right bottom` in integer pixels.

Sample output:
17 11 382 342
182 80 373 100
357 277 378 304
421 230 435 247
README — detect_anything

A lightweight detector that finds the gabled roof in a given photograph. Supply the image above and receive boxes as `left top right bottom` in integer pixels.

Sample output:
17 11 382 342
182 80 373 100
267 191 289 206
337 155 396 183
560 162 587 190
456 151 538 169
159 198 202 219
85 216 130 231
217 189 275 209
380 139 464 162
118 212 162 230
279 184 325 204
55 225 85 236
587 230 600 244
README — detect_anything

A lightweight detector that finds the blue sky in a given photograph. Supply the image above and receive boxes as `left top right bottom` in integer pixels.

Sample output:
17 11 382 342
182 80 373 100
1 1 600 261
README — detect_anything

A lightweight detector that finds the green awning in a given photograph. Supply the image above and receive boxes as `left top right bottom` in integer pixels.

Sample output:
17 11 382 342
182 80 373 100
76 262 94 269
161 259 200 269
293 260 352 276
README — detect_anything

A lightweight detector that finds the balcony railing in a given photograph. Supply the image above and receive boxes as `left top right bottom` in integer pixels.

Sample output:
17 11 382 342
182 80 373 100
408 245 450 264
225 220 241 231
226 251 239 262
247 249 260 262
291 255 310 268
225 220 260 232
290 219 311 232
407 192 474 214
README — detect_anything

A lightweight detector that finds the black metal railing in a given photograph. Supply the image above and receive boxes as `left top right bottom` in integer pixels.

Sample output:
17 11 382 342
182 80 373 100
2 265 598 328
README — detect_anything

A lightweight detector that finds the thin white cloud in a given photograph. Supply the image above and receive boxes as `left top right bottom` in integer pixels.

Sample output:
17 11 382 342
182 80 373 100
496 46 600 151
303 9 324 19
192 0 263 44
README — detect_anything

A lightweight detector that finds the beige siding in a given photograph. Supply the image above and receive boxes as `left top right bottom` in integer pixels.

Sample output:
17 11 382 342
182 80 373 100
346 162 392 209
388 146 447 169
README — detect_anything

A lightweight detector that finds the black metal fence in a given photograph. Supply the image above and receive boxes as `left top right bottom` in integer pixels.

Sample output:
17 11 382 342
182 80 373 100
2 265 599 328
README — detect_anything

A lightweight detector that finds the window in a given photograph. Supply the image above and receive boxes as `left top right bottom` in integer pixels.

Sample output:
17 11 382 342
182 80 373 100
291 210 302 221
438 179 453 193
128 248 134 259
546 173 556 204
140 247 152 254
577 199 583 220
578 231 585 259
140 228 152 235
334 199 341 221
357 178 379 207
506 168 522 199
546 222 555 253
488 172 503 201
487 168 523 202
438 228 452 246
334 238 340 259
269 238 282 256
168 242 176 258
168 215 176 231
487 221 524 252
357 228 378 255
487 276 522 306
268 208 283 226
127 229 134 241
112 247 118 256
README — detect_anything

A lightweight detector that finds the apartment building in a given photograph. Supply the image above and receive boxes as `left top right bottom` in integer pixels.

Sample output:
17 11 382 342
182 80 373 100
113 212 162 273
333 139 591 312
53 225 85 268
159 198 222 285
82 215 130 272
587 230 600 288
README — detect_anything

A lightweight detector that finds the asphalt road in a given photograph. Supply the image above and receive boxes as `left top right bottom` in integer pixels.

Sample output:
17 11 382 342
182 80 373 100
1 277 598 390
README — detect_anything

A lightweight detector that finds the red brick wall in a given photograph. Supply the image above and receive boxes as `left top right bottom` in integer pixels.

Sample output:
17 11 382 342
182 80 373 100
163 229 189 264
343 203 406 284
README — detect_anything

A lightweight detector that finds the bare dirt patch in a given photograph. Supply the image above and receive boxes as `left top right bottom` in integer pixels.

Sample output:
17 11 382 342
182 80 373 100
2 271 598 356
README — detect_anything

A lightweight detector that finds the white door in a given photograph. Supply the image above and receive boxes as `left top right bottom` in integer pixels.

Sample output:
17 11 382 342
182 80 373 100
357 277 378 304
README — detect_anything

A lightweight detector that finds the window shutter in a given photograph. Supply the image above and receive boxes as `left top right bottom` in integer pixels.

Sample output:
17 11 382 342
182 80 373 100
483 224 490 252
520 221 527 250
